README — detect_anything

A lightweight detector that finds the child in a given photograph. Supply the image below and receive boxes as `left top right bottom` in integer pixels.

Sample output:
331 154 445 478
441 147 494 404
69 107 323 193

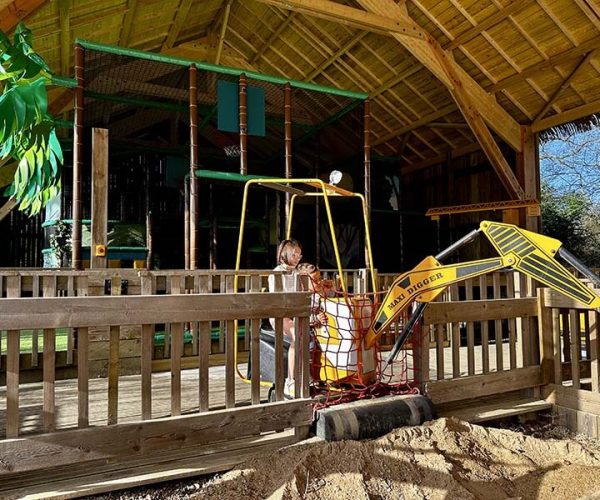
296 262 334 328
268 239 302 398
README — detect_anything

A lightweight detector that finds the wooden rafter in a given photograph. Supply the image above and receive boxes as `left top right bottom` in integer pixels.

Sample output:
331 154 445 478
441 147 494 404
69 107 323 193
444 0 536 50
119 0 138 46
532 98 600 133
260 0 522 153
402 142 482 175
0 0 48 32
306 31 367 81
253 0 426 38
162 0 194 51
215 0 233 64
492 35 600 92
533 51 596 122
250 11 298 64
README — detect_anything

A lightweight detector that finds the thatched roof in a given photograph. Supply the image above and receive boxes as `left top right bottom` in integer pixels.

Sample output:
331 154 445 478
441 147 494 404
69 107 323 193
3 0 600 174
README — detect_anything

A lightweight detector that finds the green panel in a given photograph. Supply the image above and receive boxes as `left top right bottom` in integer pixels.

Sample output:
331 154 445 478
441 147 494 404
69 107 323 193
217 80 238 133
217 80 265 136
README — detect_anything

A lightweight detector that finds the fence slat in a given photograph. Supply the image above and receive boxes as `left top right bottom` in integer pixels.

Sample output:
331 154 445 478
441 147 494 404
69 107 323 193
493 273 503 371
6 276 21 438
225 275 235 409
43 328 55 432
570 309 581 390
449 284 460 378
479 275 489 373
250 275 261 405
66 276 75 364
506 273 517 369
171 322 183 416
77 327 89 428
552 308 562 385
141 323 153 420
436 323 444 380
31 275 39 367
465 279 474 376
590 310 599 392
197 274 210 413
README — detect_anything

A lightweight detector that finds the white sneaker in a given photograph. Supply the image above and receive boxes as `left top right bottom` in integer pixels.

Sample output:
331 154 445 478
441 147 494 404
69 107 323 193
284 378 295 399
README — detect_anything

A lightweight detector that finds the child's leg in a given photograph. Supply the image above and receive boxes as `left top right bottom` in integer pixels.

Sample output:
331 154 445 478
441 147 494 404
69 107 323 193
283 317 295 381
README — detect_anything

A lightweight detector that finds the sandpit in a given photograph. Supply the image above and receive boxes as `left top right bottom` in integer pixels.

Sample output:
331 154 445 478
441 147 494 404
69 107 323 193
195 418 600 499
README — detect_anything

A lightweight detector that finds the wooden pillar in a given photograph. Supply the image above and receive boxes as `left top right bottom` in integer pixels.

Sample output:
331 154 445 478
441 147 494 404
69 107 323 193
239 73 248 176
91 128 108 269
284 83 292 229
189 65 199 269
184 176 190 270
72 43 84 270
517 125 539 231
145 163 153 270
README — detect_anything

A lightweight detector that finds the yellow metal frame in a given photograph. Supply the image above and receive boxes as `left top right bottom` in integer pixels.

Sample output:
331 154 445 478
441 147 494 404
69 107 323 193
233 178 377 385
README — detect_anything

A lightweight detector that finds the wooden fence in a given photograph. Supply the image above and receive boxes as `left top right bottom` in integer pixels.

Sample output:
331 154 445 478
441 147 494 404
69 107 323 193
0 286 312 497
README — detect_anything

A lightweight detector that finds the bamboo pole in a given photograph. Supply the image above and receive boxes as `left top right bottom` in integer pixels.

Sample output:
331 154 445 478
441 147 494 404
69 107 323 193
72 43 84 270
189 65 199 269
184 175 190 270
239 73 248 176
284 83 292 230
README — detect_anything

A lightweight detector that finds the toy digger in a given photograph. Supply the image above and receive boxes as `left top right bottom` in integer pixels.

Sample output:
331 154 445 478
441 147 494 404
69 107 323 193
235 178 600 441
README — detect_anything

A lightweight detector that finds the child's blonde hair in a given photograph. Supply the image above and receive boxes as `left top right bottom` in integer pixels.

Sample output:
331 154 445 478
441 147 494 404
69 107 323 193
276 239 302 267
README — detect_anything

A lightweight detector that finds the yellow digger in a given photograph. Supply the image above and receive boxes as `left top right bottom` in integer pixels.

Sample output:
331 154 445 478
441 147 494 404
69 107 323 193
234 178 600 441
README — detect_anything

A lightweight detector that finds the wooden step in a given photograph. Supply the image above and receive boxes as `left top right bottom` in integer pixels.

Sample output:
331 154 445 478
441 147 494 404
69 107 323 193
0 430 298 500
438 398 552 423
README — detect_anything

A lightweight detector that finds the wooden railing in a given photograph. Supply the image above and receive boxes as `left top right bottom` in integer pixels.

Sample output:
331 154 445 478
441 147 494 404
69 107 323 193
0 290 311 439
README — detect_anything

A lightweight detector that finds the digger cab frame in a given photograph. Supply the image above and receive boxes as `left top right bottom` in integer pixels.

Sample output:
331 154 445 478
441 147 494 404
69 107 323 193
234 178 377 294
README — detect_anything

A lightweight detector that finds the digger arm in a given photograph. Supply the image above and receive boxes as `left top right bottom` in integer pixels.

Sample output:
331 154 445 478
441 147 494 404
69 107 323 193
366 220 600 351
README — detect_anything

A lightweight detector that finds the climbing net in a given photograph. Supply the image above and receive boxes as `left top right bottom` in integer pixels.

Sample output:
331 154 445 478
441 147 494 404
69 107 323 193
307 281 423 410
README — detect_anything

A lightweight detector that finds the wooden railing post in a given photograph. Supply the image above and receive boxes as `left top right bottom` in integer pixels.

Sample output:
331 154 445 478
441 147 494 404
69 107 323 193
537 289 555 386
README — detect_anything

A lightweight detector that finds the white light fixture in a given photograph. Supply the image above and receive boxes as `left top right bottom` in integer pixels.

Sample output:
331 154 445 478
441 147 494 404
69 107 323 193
329 170 343 186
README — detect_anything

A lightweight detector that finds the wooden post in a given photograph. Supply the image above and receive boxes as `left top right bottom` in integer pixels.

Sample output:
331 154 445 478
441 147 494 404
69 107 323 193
284 83 292 229
517 125 540 231
91 128 108 269
72 43 85 270
189 65 199 269
537 290 555 385
239 73 248 176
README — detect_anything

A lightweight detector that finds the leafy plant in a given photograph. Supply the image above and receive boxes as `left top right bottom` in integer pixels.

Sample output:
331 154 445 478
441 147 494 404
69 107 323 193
0 23 63 215
49 219 71 267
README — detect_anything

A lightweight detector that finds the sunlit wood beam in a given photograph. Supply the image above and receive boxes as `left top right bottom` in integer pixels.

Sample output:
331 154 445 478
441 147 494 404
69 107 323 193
0 0 48 33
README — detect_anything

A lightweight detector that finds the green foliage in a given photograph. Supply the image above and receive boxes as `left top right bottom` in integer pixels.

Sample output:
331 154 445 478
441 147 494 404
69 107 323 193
541 182 600 267
0 23 63 215
49 219 71 267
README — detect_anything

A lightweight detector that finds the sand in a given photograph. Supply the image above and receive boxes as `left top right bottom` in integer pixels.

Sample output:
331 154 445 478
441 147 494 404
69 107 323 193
195 418 600 500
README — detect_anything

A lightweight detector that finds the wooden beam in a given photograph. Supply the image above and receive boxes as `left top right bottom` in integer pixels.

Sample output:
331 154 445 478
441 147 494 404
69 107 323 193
0 0 48 33
449 67 524 198
162 0 193 51
253 0 426 38
532 98 600 133
492 35 600 92
423 298 538 325
533 51 596 122
91 128 108 269
263 0 521 151
251 11 298 64
356 0 522 153
215 0 232 65
0 198 17 223
427 366 542 404
445 0 535 50
306 31 368 81
0 292 311 330
119 0 138 46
